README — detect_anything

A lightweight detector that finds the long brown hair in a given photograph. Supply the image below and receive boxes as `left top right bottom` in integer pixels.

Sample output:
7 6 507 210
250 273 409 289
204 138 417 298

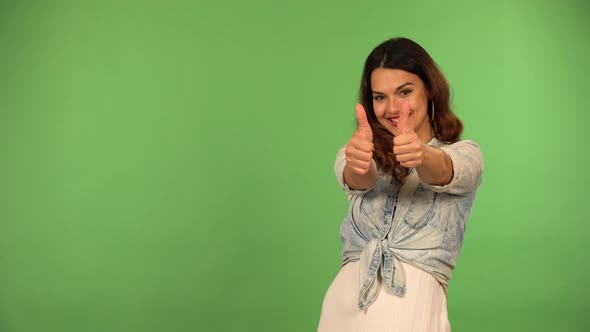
358 37 463 179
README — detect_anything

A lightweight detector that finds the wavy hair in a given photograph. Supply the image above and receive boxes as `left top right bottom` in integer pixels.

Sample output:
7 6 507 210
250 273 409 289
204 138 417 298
358 37 463 180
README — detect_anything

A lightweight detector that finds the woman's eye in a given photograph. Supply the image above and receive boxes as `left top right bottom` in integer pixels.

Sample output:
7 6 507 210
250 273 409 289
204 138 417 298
400 90 412 96
373 96 384 101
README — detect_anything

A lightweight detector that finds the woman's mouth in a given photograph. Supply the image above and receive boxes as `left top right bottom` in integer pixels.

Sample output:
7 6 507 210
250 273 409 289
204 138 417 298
386 113 411 127
387 116 399 127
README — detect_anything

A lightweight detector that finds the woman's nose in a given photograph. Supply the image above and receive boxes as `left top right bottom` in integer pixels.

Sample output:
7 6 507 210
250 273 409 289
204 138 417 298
389 99 399 112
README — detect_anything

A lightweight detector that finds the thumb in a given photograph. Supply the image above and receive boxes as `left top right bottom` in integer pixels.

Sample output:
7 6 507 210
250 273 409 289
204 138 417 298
398 100 412 134
355 103 373 141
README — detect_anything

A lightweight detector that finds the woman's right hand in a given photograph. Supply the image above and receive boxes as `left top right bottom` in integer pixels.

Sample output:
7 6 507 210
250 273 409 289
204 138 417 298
345 104 375 175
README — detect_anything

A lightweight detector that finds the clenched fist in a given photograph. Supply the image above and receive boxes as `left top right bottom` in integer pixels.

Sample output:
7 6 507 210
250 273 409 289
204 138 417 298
345 104 375 175
393 100 426 168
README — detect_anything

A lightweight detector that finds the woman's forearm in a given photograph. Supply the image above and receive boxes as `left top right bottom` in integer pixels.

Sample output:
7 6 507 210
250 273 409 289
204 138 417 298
343 161 378 190
415 145 453 186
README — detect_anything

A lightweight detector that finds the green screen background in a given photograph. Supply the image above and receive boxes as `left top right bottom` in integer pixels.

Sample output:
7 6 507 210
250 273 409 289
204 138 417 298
1 0 589 331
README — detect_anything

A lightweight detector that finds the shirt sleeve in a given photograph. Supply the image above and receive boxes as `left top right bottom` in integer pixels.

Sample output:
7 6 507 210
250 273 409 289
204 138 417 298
422 140 484 195
334 145 376 197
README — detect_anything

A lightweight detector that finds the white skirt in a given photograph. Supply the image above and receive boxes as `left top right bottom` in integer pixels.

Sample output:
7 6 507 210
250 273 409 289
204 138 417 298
317 260 451 332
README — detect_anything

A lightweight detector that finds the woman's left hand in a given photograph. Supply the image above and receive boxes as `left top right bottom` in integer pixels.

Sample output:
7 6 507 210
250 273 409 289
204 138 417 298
392 101 427 168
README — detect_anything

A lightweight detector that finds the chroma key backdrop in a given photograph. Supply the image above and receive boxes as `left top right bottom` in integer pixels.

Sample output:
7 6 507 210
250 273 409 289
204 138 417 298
0 0 588 331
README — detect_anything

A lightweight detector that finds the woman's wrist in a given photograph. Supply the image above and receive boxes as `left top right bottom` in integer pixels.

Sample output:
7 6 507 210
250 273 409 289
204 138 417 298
416 145 453 186
343 160 378 190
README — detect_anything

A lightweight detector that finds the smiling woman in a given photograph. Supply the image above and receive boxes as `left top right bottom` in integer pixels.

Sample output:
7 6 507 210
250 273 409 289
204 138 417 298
317 37 484 331
371 69 433 145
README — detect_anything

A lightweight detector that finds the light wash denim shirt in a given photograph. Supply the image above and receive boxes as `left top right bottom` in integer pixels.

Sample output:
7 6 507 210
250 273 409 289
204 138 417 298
335 137 484 310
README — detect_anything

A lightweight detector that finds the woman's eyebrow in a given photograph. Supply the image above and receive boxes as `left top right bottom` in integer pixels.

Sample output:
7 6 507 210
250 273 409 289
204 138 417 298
372 82 414 94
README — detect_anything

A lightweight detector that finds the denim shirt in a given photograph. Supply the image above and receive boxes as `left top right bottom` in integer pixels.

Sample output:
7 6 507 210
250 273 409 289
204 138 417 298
335 137 484 311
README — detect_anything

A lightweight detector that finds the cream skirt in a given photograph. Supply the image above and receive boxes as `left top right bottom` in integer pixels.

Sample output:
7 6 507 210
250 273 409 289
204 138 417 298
317 260 451 332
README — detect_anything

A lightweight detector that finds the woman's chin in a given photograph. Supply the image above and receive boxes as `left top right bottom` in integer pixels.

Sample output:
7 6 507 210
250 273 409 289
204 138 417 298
388 126 402 136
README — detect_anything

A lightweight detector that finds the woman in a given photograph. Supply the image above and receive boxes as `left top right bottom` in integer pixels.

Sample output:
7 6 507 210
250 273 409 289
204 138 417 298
317 37 484 331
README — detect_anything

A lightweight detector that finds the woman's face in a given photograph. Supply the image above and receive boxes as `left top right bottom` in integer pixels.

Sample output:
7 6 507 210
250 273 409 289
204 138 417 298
370 68 433 142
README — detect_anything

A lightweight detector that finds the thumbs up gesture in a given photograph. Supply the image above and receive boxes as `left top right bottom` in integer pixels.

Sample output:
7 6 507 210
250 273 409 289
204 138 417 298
345 104 374 175
393 100 425 168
